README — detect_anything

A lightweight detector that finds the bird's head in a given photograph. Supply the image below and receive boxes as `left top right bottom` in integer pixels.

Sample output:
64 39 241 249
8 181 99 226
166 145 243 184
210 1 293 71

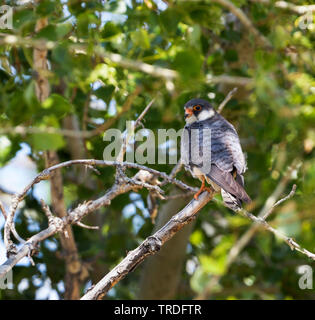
184 98 215 124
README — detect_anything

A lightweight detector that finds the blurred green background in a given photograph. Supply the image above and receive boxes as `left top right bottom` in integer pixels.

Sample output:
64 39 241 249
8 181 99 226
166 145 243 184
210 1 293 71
0 0 314 299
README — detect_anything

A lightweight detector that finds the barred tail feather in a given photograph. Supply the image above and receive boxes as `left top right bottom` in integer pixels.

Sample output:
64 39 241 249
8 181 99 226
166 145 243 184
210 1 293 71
221 189 242 210
207 164 251 204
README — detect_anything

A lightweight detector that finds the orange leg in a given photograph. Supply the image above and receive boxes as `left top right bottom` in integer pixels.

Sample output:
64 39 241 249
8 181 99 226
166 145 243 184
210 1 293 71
194 176 213 200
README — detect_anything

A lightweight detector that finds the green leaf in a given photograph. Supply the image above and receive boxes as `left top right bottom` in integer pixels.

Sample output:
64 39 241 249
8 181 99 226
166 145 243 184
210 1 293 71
224 49 238 62
160 8 182 35
77 12 99 38
56 23 73 39
24 81 40 110
94 85 115 105
35 25 57 41
36 0 56 16
14 9 35 29
173 49 202 79
190 230 204 246
0 136 12 165
130 29 150 50
42 94 73 118
101 22 121 39
30 132 65 151
52 45 73 74
36 23 72 41
199 254 227 275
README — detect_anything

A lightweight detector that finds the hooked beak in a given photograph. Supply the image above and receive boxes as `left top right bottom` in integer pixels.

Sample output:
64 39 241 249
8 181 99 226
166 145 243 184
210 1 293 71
184 107 193 119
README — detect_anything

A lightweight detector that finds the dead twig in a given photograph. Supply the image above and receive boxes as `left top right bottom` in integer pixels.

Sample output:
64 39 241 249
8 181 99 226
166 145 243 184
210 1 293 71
217 87 238 113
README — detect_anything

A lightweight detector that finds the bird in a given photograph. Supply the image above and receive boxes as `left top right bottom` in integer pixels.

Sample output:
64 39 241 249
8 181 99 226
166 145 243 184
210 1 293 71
180 98 251 210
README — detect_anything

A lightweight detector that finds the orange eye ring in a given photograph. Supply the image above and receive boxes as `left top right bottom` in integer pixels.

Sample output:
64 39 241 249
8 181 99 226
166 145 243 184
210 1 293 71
193 105 202 111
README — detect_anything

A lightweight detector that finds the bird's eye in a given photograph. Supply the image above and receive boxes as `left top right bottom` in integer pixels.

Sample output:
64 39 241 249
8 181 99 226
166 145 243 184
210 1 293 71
193 105 202 111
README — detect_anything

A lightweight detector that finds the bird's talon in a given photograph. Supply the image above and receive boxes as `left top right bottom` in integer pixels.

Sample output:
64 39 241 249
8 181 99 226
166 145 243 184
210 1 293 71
194 184 213 201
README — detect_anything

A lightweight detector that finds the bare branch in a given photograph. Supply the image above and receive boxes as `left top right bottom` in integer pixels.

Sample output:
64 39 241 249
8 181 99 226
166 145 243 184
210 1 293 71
217 87 238 113
167 161 183 182
134 98 156 128
75 221 99 230
204 0 272 48
262 184 296 220
0 200 7 220
0 184 128 279
235 206 315 260
0 160 196 278
81 182 315 299
275 1 315 14
0 125 92 139
205 74 253 86
1 156 314 298
81 190 215 300
40 199 54 220
196 161 301 299
116 97 155 164
0 34 253 86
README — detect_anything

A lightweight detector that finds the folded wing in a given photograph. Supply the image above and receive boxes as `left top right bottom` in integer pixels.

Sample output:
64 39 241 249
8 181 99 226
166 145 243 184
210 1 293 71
206 164 251 204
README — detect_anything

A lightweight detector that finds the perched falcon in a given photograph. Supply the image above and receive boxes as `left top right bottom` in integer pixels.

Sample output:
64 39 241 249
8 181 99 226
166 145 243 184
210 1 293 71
181 98 251 210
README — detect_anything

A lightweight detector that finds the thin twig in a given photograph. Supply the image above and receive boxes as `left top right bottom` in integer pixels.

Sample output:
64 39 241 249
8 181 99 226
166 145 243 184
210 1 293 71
75 221 99 230
235 206 315 260
160 160 183 187
262 184 296 220
134 98 156 128
116 97 155 163
0 201 7 220
196 161 300 299
217 87 238 113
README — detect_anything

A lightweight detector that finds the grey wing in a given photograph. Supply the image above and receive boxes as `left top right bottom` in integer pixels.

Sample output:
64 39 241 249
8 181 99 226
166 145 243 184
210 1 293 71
221 173 246 209
207 164 251 203
211 115 247 175
207 115 250 204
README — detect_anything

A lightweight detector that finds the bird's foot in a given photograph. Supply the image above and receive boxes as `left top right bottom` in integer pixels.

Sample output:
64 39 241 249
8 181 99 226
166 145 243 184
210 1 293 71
194 186 213 200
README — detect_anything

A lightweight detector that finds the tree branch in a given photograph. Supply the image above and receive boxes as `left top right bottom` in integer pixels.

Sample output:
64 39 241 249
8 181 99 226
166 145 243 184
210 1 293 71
81 180 315 300
1 156 314 299
0 160 196 279
274 1 315 14
196 161 301 299
217 87 238 113
211 0 272 49
81 190 215 300
0 34 253 86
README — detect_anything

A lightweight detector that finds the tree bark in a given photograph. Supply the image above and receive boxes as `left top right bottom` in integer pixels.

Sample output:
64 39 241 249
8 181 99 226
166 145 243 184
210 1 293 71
138 189 194 299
